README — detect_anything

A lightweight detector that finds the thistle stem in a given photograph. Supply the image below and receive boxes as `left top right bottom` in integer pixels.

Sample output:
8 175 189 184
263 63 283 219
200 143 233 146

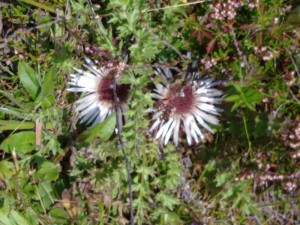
112 77 134 225
242 111 252 158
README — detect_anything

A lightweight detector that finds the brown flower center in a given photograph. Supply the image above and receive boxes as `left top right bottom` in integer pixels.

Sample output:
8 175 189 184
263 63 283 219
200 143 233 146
98 76 130 106
158 84 195 117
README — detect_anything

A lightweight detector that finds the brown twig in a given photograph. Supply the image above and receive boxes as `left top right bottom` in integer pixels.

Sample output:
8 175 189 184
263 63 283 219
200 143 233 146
35 119 43 146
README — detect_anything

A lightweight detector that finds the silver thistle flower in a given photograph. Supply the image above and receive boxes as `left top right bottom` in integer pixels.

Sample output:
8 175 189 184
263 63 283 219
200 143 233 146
150 79 223 146
67 58 130 126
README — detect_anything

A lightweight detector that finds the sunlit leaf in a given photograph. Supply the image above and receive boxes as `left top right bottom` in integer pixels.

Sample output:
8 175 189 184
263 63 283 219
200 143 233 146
41 68 55 97
0 131 35 153
82 113 116 142
49 208 70 224
226 83 263 111
23 211 39 225
36 161 59 181
0 90 31 111
36 67 56 108
155 191 180 211
19 0 57 13
0 160 14 180
18 61 40 100
10 210 31 225
54 9 65 39
0 120 34 131
225 95 240 102
0 107 27 119
0 213 14 225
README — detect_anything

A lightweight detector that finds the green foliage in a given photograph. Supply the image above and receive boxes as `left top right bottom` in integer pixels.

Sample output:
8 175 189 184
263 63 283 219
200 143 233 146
35 161 59 181
1 132 36 153
0 0 299 224
82 113 116 143
18 61 40 101
225 82 263 111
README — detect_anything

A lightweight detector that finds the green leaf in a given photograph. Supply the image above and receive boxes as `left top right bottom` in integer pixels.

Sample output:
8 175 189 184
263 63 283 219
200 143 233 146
54 10 66 39
0 120 52 131
36 67 56 108
0 91 31 111
224 95 240 102
49 208 70 224
23 211 39 225
0 120 34 131
35 182 56 209
83 114 116 142
204 159 216 173
155 191 180 211
0 131 36 153
19 0 57 13
226 83 263 111
0 198 10 215
18 61 40 100
0 107 27 119
286 5 300 26
0 160 14 180
41 95 55 109
232 101 242 111
36 161 59 181
0 213 14 225
41 68 55 100
245 89 263 103
151 208 182 225
215 172 232 187
10 210 31 225
136 165 155 181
